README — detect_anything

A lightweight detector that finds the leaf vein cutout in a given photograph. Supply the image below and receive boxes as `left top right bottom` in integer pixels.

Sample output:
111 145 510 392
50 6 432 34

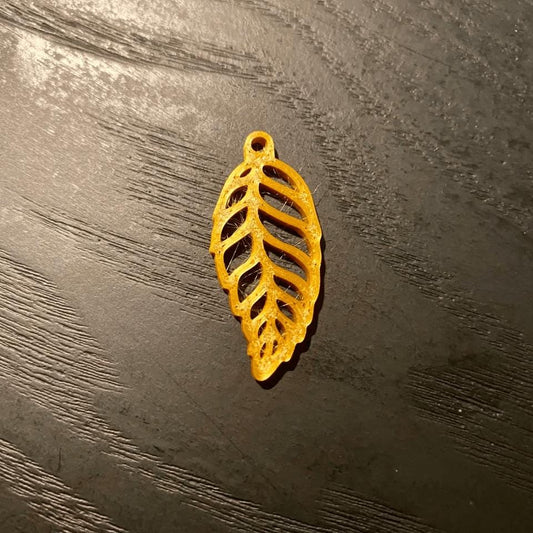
210 131 322 381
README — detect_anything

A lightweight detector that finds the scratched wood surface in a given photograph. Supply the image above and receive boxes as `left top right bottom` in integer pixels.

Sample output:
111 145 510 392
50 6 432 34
0 1 532 532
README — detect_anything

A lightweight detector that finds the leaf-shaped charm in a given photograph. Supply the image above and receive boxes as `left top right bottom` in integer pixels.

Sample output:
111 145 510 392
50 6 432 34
210 131 322 381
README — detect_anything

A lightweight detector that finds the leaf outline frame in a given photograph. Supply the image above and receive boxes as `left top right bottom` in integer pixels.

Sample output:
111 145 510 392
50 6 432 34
210 131 322 381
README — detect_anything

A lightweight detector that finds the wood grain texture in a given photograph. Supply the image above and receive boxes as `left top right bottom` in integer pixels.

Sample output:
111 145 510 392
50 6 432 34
0 439 125 533
24 198 227 321
408 360 533 494
0 0 532 531
321 486 441 533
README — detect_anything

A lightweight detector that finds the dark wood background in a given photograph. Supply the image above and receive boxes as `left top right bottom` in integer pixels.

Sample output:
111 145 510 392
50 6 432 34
0 1 532 531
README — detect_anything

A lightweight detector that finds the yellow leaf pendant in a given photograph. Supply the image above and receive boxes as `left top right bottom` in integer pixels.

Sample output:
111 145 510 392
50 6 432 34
210 131 322 381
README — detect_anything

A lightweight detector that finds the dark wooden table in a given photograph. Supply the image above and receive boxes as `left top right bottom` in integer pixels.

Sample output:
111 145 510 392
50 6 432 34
0 1 532 532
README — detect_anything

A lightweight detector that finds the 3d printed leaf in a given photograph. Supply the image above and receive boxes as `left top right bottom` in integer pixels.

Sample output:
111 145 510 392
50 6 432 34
210 131 322 381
